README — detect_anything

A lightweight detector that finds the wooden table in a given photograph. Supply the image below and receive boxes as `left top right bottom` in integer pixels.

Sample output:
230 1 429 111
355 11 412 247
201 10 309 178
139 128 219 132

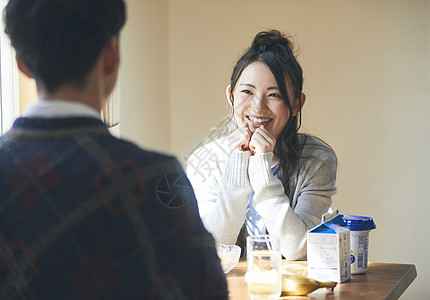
226 260 417 299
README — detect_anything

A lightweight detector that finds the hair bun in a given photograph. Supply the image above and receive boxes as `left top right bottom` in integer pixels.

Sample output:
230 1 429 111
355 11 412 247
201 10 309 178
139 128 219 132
251 30 294 60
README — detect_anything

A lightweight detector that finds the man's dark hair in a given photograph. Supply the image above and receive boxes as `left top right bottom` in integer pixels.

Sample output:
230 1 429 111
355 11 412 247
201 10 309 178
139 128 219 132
3 0 126 92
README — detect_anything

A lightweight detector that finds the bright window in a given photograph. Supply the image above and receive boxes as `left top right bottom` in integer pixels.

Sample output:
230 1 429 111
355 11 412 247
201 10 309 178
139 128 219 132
0 0 20 135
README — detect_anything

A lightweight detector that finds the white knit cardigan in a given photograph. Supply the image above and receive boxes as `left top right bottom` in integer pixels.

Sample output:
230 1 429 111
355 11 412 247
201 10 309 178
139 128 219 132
186 135 337 260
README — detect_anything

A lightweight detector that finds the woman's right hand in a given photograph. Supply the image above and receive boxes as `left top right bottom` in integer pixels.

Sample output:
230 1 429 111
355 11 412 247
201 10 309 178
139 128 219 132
225 125 254 152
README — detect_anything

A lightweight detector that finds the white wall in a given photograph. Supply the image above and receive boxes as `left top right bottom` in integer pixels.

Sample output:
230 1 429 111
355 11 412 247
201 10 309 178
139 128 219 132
121 0 429 298
119 0 170 152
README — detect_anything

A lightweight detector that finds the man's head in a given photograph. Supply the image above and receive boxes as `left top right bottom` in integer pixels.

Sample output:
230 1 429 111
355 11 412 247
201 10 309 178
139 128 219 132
3 0 126 93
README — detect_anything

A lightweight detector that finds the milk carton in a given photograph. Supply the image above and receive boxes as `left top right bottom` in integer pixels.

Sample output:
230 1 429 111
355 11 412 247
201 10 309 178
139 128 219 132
307 209 351 283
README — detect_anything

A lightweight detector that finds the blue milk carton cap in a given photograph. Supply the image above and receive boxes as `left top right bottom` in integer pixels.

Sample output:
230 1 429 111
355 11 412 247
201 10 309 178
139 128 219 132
341 215 376 231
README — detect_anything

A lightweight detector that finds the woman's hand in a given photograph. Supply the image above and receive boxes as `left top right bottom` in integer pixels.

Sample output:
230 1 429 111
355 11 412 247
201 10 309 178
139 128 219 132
249 125 276 154
226 125 253 152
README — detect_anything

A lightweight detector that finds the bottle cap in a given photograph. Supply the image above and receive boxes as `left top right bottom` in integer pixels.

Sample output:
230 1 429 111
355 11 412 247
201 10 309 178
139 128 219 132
341 215 376 231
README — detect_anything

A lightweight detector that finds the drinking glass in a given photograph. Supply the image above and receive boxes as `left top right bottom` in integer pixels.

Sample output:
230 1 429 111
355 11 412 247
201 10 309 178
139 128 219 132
246 235 282 299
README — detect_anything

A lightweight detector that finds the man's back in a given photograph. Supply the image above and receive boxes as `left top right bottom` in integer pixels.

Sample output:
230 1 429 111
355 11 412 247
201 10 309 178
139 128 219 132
0 116 227 299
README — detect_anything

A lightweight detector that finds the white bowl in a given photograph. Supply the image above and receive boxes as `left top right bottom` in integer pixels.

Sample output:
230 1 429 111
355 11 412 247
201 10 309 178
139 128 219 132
216 244 241 274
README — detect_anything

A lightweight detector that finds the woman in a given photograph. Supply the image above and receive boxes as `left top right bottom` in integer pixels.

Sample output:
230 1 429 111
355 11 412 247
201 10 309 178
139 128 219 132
186 30 337 260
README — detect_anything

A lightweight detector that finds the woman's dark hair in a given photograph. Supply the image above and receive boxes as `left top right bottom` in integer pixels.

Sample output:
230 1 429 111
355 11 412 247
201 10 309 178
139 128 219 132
226 29 305 196
4 0 126 92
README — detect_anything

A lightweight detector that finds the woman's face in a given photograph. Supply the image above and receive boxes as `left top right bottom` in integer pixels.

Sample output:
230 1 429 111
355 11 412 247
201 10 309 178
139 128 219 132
230 61 290 140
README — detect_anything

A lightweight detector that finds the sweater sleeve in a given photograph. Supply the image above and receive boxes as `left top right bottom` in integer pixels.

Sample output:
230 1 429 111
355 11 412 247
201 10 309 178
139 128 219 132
187 145 253 245
249 150 337 260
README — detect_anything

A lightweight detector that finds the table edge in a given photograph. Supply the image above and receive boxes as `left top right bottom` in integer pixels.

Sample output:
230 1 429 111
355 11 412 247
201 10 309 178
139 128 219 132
385 264 417 300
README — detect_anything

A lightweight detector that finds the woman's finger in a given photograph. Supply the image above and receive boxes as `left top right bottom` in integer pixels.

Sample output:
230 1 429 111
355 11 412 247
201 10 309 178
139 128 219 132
250 126 276 153
226 126 253 151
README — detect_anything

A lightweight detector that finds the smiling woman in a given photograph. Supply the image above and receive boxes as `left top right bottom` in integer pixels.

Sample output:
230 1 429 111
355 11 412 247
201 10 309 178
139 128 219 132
229 61 293 150
186 30 337 260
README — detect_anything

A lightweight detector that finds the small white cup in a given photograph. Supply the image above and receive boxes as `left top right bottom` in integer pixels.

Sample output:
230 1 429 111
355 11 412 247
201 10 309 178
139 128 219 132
216 244 241 274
